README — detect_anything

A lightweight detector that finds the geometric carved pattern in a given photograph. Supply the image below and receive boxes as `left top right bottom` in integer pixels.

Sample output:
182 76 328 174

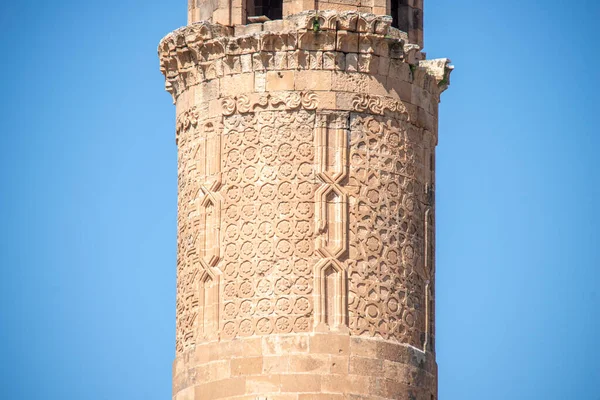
161 12 450 399
173 93 434 352
346 113 428 347
198 121 222 267
314 112 349 330
175 119 223 353
220 109 318 340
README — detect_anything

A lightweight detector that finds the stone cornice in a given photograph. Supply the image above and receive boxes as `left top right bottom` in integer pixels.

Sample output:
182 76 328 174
158 11 452 101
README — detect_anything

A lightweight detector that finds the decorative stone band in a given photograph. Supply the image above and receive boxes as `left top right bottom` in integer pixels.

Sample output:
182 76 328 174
158 11 452 102
351 93 410 121
175 91 422 142
221 91 319 116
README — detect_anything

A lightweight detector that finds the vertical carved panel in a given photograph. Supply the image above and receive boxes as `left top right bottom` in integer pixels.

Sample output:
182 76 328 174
424 206 435 351
199 194 221 267
315 260 347 329
199 270 220 340
175 118 223 353
220 108 318 339
346 112 428 346
314 112 349 330
424 208 433 277
324 266 337 327
204 122 222 191
325 191 344 252
316 115 347 183
198 120 223 269
182 291 198 349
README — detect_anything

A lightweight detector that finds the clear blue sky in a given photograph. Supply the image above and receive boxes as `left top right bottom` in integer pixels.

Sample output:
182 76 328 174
0 0 598 399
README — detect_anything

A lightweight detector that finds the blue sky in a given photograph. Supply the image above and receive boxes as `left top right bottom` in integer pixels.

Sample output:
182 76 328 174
0 0 598 399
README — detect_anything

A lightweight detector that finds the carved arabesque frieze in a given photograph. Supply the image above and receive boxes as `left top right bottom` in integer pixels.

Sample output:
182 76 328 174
175 92 319 143
352 93 411 121
176 106 200 144
175 92 419 143
221 92 319 115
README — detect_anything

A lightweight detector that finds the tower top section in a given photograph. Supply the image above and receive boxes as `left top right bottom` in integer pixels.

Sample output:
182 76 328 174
188 0 423 47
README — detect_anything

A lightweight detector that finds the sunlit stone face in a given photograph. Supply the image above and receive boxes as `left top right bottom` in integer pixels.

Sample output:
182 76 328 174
160 9 451 400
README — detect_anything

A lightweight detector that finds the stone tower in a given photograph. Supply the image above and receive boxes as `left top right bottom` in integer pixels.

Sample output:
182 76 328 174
158 0 451 397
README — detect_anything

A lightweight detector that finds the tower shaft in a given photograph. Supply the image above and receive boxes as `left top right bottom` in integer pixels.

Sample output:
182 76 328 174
160 6 451 400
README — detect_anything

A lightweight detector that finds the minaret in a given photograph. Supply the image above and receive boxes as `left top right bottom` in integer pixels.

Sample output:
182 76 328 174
159 0 451 397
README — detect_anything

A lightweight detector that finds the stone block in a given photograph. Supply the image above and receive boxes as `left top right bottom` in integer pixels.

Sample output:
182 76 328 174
174 386 195 400
262 355 290 374
212 8 230 26
263 20 286 32
266 71 295 91
378 56 390 76
386 77 413 103
309 334 349 355
240 54 253 73
255 72 267 92
231 357 263 376
195 377 246 399
220 72 255 96
288 354 330 373
263 335 309 355
245 374 282 394
299 395 345 400
349 356 383 377
329 355 350 374
245 23 264 35
349 337 377 357
207 360 231 381
321 374 371 395
295 70 332 91
345 53 358 72
280 374 322 392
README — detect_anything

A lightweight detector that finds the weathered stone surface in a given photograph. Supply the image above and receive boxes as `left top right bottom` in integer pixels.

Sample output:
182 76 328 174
160 5 450 400
187 0 422 47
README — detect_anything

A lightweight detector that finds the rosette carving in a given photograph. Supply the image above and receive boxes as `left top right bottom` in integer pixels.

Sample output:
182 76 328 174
301 92 318 110
236 95 252 113
221 97 237 116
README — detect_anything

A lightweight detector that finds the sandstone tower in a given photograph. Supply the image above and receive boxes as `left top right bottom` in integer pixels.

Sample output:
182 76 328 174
158 0 452 397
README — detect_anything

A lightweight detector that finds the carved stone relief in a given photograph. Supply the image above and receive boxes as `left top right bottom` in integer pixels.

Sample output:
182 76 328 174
314 112 349 330
173 91 436 351
175 117 224 353
345 112 427 347
220 108 318 339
